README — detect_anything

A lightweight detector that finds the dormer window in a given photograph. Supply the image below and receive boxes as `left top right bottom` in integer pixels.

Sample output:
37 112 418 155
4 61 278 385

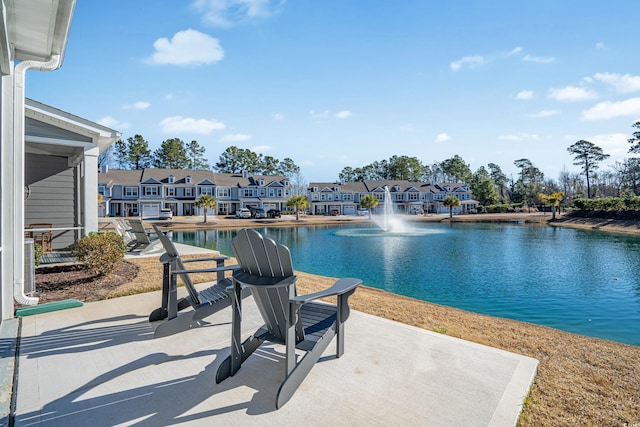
394 185 401 191
168 175 175 184
258 179 265 186
334 187 339 192
186 175 191 184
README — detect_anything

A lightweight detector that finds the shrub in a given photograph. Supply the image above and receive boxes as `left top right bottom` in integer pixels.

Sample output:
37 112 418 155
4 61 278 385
33 242 43 267
73 231 127 276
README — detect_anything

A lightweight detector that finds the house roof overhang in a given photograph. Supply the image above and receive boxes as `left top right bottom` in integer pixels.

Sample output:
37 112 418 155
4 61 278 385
1 0 76 74
26 98 120 151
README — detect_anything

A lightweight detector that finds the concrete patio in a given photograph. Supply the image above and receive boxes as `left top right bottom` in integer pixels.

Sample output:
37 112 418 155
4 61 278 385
2 279 538 427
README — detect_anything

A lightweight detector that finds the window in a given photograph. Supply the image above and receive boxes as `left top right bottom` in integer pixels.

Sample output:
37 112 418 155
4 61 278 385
185 188 193 197
168 175 175 184
200 187 213 196
143 186 159 196
268 189 275 197
166 187 175 197
185 175 191 184
343 193 353 201
243 188 255 197
409 193 419 201
124 203 138 215
217 187 230 198
124 187 138 197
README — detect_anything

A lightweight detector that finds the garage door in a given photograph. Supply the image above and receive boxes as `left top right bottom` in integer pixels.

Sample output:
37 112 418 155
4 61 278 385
343 205 356 215
141 203 160 219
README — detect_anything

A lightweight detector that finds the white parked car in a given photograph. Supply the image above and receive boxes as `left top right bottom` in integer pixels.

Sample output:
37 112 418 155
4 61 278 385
357 208 369 216
159 208 173 220
235 208 251 219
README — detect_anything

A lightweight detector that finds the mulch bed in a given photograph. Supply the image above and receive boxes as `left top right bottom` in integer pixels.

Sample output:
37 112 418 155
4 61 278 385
33 261 138 304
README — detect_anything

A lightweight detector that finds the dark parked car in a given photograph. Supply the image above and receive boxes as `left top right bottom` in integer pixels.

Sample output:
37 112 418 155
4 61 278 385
253 208 267 219
330 209 340 216
267 209 281 218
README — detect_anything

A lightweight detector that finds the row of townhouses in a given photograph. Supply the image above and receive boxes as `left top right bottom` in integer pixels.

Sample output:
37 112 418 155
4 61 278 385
98 168 291 218
308 180 478 215
99 168 478 218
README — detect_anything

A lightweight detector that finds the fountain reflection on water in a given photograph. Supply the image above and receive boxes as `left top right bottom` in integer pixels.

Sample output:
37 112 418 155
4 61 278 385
336 186 441 237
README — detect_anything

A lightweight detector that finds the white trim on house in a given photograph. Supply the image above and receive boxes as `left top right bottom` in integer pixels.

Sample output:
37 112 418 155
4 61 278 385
1 0 78 317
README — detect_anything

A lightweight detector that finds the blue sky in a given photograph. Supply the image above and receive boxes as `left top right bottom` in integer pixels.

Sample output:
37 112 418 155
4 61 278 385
27 1 640 183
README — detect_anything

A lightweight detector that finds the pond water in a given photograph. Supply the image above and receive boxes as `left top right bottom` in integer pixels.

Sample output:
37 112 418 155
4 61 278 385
171 223 640 346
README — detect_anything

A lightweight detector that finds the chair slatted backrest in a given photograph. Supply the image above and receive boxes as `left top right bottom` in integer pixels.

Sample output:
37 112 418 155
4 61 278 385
152 225 200 304
128 219 151 244
232 229 297 340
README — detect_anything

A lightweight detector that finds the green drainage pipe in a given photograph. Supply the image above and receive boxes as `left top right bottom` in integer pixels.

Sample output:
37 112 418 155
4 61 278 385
15 299 83 317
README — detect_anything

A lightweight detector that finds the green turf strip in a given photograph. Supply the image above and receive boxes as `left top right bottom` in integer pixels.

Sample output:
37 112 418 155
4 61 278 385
15 299 84 317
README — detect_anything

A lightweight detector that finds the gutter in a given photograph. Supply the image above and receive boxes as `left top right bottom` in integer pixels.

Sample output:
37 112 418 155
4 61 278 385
12 55 63 306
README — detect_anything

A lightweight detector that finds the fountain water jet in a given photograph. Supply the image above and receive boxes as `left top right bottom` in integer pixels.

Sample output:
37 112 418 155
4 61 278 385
372 186 408 233
336 186 442 237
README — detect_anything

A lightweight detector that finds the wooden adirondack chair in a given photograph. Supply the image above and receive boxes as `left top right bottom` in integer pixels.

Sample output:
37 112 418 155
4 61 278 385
216 228 361 408
149 225 249 338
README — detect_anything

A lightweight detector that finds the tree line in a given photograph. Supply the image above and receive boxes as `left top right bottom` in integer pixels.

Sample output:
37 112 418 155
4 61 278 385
338 122 640 207
100 135 307 196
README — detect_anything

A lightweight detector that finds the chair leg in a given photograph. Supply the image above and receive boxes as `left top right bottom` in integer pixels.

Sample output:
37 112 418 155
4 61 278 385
215 335 264 383
276 326 337 409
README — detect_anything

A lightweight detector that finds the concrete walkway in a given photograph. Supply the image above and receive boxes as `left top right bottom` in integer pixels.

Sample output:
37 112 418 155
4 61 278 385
8 282 538 426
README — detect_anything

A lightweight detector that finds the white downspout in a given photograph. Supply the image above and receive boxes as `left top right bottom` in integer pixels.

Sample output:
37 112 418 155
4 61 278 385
13 55 62 306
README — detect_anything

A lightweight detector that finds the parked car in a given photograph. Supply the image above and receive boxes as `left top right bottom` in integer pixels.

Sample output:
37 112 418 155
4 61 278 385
330 209 340 216
235 208 251 219
253 208 267 219
267 209 281 218
159 208 173 220
356 208 368 216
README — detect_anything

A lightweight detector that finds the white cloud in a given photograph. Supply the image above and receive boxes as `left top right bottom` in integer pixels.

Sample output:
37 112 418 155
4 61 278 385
252 144 271 153
516 90 534 100
400 124 415 132
122 101 150 110
97 116 130 130
508 46 523 56
272 113 285 120
595 42 606 50
588 133 630 157
528 110 560 118
147 29 224 66
450 55 485 71
548 86 598 101
434 133 451 143
309 110 329 119
160 116 225 134
523 54 555 64
498 133 540 141
220 133 251 142
581 98 640 120
594 72 640 93
191 0 282 27
335 110 352 119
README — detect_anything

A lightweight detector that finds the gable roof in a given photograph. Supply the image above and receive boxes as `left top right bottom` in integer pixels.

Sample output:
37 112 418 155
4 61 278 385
98 169 143 186
140 168 214 184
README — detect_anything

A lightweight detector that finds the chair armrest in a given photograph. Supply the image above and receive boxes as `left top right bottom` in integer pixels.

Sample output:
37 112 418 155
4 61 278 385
232 270 298 288
291 277 361 304
182 256 229 264
173 264 240 275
